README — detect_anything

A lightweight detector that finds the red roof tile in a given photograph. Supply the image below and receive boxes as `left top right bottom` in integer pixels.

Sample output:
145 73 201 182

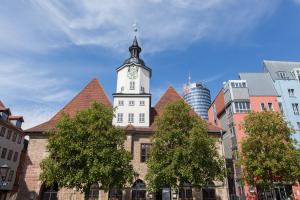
154 86 182 117
27 79 111 132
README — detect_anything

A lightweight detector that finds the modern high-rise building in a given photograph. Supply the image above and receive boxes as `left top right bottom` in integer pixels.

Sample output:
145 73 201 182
183 80 211 120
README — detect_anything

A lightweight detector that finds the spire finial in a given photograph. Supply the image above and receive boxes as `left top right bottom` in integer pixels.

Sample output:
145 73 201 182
188 72 192 84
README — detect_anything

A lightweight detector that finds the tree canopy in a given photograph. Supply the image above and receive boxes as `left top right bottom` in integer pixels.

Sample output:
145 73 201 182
40 102 134 197
146 100 225 192
240 111 300 189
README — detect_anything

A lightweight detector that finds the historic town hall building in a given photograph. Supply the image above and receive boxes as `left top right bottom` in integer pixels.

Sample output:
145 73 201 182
18 38 228 200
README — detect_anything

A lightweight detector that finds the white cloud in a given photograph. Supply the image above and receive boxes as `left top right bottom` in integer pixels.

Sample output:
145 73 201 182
0 0 280 53
0 59 75 129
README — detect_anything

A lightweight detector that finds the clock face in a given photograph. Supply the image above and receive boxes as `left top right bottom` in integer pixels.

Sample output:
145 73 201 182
127 65 138 79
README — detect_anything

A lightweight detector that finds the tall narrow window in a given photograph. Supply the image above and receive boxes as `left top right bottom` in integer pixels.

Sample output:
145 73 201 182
139 113 145 123
1 148 7 159
288 89 295 97
12 132 17 142
268 103 273 111
234 102 250 113
0 127 6 137
13 152 18 162
118 100 124 106
278 102 284 114
6 130 12 140
140 144 151 162
297 122 300 130
117 113 123 123
7 150 13 160
260 103 265 111
130 81 135 90
292 103 299 115
128 113 134 123
141 86 145 93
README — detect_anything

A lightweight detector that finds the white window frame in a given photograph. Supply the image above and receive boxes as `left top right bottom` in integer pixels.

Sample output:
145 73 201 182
128 113 134 123
130 81 135 90
140 100 145 106
268 103 273 111
234 102 250 113
139 113 145 123
118 100 124 106
292 103 299 115
288 89 295 97
260 103 265 111
129 101 135 106
117 113 123 123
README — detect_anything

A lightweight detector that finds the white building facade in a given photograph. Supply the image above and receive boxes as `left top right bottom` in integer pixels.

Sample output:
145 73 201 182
112 37 152 128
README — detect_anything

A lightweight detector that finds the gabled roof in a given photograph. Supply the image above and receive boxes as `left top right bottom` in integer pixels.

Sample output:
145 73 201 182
27 79 111 132
154 86 182 117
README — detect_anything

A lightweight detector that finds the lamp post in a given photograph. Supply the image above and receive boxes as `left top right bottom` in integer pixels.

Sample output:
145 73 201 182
0 164 10 187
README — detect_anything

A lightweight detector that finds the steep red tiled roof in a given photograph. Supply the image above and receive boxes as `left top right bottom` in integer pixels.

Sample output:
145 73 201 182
27 79 111 132
154 86 182 117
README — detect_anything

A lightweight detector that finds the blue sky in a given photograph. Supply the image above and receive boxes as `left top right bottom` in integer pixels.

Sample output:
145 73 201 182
1 0 300 129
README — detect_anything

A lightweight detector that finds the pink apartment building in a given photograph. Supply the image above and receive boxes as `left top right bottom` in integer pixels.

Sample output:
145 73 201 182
208 73 300 200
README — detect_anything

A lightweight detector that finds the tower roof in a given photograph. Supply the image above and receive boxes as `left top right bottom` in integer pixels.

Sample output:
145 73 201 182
27 79 111 132
122 36 146 66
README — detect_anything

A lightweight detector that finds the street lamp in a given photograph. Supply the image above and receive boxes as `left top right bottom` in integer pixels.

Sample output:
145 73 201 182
0 164 10 187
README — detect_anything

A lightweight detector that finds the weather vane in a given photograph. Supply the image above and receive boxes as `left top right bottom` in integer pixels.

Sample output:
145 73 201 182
132 22 138 35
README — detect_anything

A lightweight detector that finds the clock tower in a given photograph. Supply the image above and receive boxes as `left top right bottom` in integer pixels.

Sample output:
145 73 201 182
112 37 152 127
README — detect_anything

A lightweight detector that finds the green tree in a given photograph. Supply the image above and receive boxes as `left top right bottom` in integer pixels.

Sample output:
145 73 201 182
240 111 300 194
40 102 134 199
146 100 225 193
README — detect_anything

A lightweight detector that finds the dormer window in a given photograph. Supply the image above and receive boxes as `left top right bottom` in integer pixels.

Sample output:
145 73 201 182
231 82 246 88
130 81 135 90
278 71 288 80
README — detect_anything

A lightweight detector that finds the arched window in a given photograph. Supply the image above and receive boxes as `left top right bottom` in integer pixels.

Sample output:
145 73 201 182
109 187 122 200
179 183 193 200
40 183 58 200
88 184 99 200
202 182 216 200
132 179 146 200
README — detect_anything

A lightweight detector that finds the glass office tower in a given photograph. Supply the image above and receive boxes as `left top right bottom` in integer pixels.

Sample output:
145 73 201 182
183 81 211 120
